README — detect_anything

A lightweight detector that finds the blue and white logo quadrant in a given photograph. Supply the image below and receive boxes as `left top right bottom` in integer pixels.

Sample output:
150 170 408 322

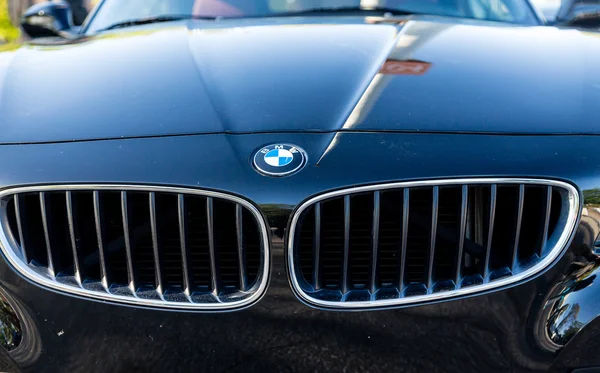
253 144 307 177
264 149 294 167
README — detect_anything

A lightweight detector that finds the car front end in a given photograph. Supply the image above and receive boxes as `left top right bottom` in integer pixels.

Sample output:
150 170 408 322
1 1 600 372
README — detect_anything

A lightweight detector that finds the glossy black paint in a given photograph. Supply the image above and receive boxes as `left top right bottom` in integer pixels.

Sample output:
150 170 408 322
1 16 600 145
1 13 600 373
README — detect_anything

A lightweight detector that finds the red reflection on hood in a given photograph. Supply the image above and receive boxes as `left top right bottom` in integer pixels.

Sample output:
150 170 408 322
380 60 432 75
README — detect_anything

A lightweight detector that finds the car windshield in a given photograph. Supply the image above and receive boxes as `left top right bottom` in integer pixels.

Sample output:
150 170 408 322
85 0 538 33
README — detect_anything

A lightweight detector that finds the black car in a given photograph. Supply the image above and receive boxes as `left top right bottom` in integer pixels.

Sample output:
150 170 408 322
1 0 600 372
555 0 600 29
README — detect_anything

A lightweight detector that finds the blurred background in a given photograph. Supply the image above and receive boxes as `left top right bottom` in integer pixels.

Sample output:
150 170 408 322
1 0 97 44
534 0 562 19
0 0 592 46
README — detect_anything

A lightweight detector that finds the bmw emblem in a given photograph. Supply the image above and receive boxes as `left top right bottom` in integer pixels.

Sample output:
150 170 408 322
253 144 307 177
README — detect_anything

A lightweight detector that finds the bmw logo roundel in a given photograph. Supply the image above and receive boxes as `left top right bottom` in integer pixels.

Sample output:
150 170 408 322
253 144 307 177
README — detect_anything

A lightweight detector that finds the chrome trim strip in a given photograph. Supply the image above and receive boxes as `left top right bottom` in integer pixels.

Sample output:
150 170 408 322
0 184 270 311
287 178 580 310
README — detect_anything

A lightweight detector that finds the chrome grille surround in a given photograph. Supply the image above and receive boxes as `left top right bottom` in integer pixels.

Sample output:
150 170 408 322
0 185 270 311
287 178 580 310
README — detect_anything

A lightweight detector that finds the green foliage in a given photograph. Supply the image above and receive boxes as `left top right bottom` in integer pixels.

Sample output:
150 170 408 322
0 0 20 43
584 188 600 205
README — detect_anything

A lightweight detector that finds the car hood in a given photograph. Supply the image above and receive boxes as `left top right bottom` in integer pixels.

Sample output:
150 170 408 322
1 16 600 144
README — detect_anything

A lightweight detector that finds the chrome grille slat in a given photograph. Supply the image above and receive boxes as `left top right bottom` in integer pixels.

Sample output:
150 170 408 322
66 191 83 286
511 184 525 272
342 195 351 295
540 185 553 257
177 194 192 299
0 185 269 311
93 191 109 290
399 188 409 292
313 202 322 290
427 186 439 290
455 185 469 285
235 204 247 292
148 192 164 299
206 197 219 295
483 184 497 279
289 178 579 309
39 192 55 278
370 192 380 295
13 196 27 263
120 191 136 295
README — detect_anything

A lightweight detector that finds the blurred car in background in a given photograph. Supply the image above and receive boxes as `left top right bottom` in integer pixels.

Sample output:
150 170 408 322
555 0 600 28
531 0 600 28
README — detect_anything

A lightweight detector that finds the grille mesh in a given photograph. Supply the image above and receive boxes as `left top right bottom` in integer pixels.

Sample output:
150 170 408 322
289 179 578 308
1 186 269 310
